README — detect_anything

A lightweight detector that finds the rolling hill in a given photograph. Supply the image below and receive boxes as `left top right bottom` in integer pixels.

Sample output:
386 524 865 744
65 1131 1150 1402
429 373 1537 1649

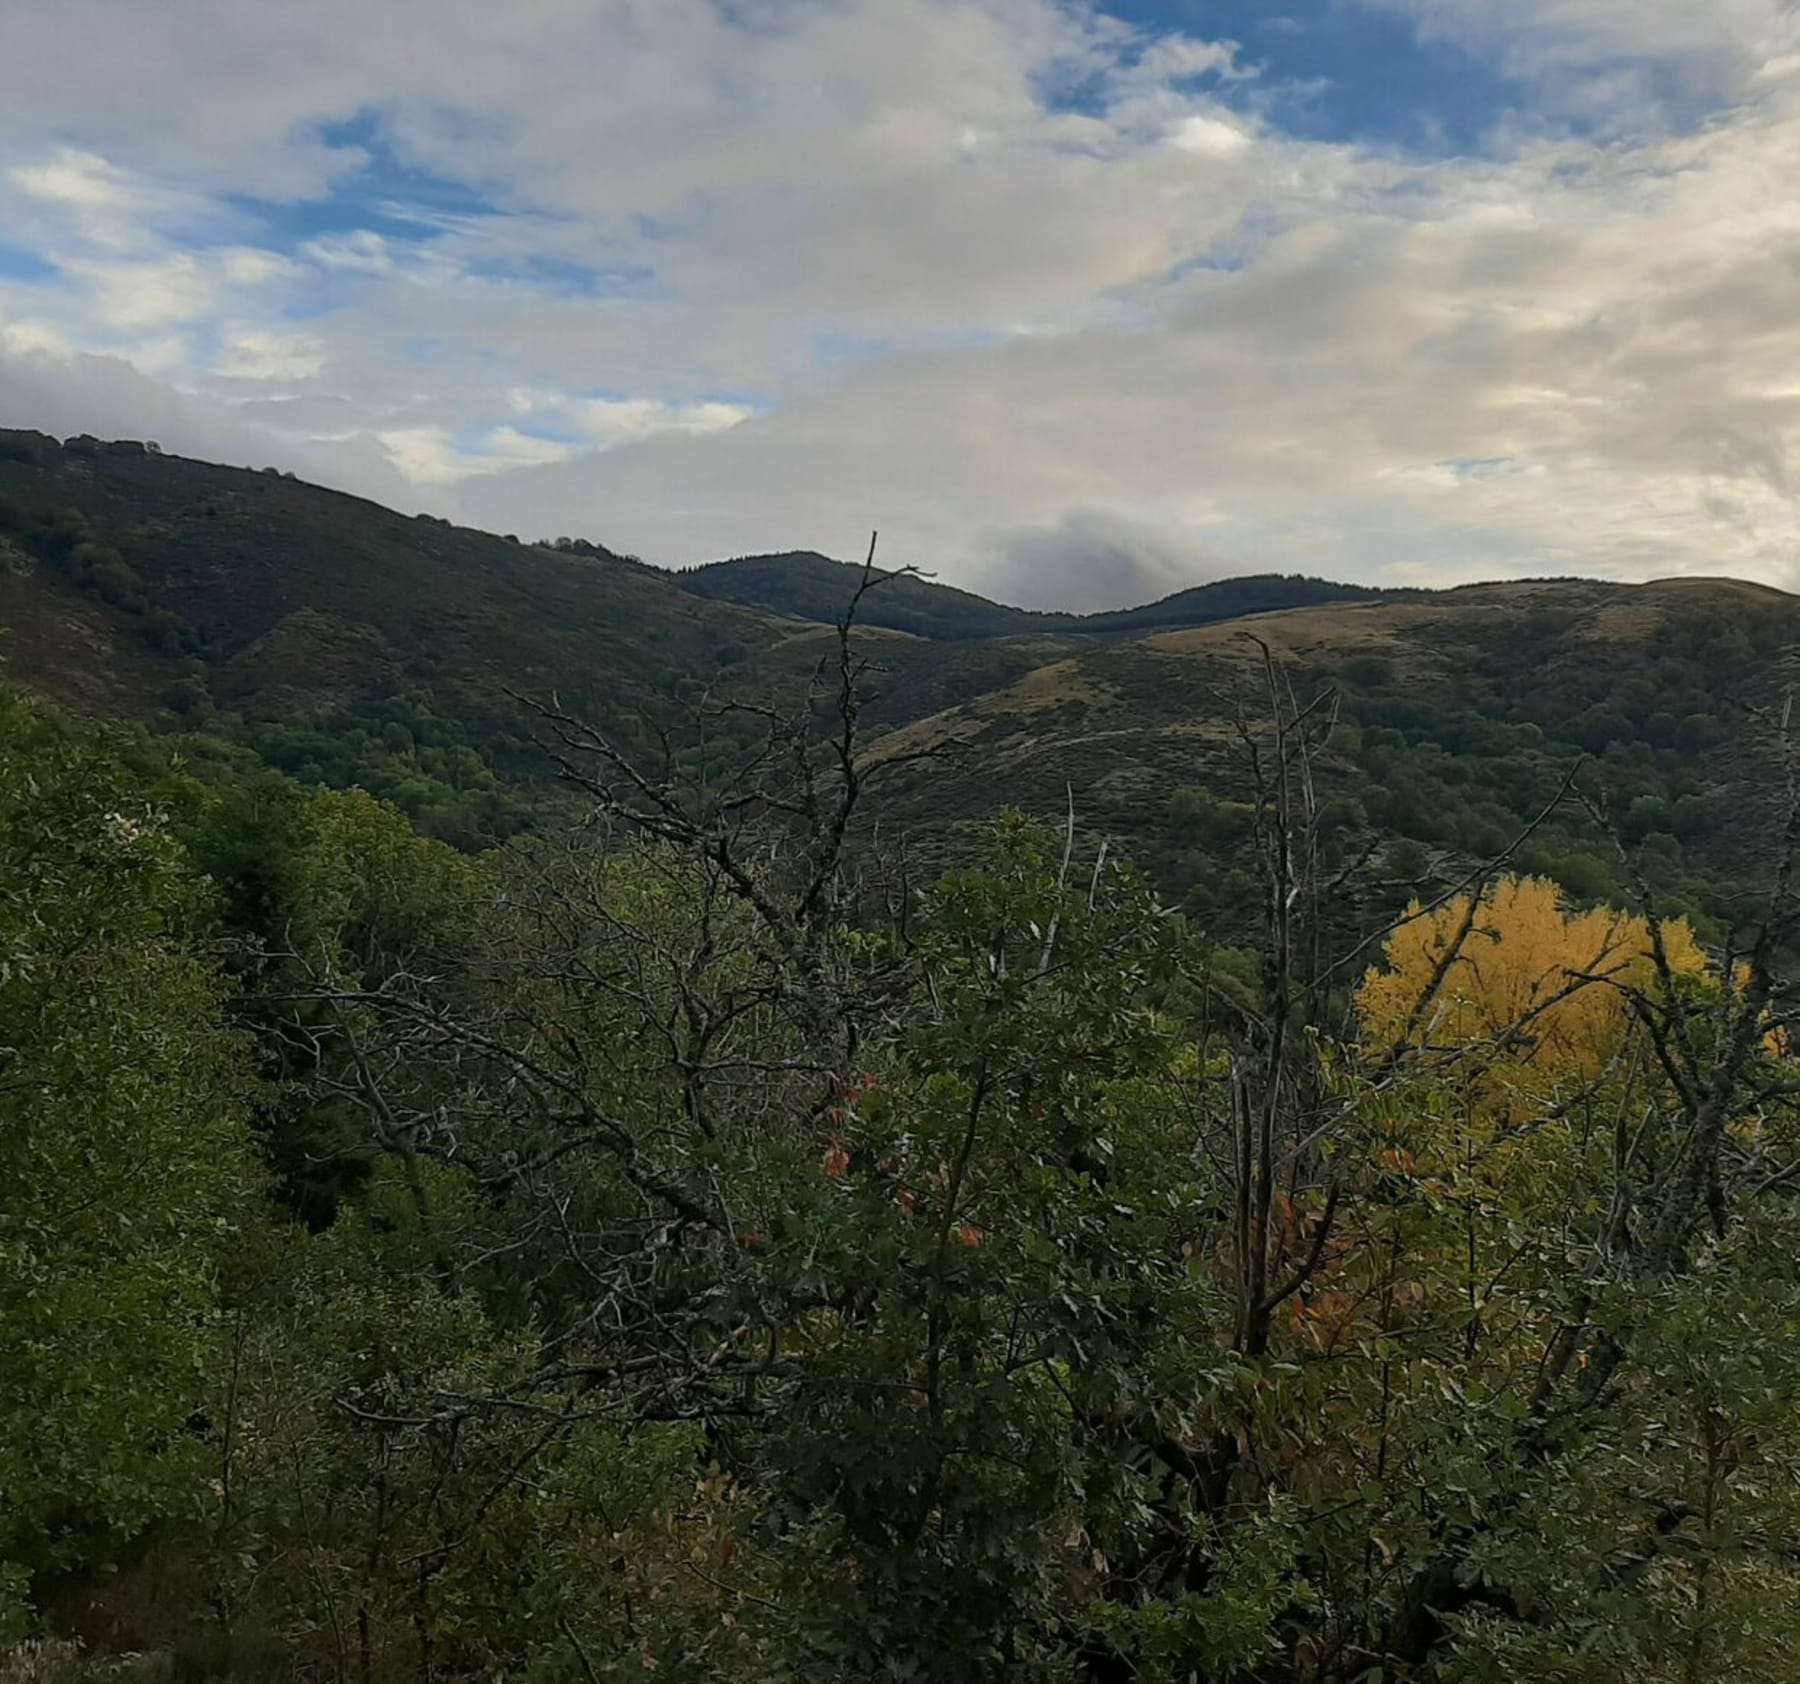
675 548 1386 639
0 429 807 727
2 425 1795 927
867 577 1800 929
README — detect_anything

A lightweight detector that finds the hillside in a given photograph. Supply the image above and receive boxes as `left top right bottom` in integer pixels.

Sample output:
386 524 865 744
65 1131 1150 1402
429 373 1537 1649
2 427 1796 928
0 428 1392 845
676 547 1385 639
866 578 1800 932
676 550 1051 638
0 430 807 722
0 430 865 840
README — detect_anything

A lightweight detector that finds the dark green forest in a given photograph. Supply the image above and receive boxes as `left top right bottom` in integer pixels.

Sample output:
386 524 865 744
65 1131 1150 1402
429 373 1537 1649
7 561 1800 1684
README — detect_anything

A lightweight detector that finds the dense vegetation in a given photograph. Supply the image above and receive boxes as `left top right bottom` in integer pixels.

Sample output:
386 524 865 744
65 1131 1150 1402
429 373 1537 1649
8 606 1800 1682
0 429 809 847
676 551 1053 639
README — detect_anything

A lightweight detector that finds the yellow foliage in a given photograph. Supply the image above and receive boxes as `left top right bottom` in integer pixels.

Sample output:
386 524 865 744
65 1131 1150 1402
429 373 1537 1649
1357 875 1708 1094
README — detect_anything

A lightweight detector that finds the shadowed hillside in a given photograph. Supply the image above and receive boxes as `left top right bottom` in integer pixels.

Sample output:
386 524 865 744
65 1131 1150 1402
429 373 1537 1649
0 429 798 727
677 547 1387 639
3 427 1797 923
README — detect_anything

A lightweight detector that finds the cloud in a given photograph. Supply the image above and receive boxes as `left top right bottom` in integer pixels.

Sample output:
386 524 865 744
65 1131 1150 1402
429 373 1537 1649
1363 0 1800 130
376 426 466 486
973 510 1240 610
64 254 213 330
12 149 143 214
213 327 326 382
1167 114 1255 156
1377 0 1793 70
368 394 752 489
1 0 1799 604
0 334 413 506
454 64 1800 591
565 397 753 450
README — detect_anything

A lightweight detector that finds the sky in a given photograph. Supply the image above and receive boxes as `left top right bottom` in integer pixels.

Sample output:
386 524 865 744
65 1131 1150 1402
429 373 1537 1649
2 1 1798 608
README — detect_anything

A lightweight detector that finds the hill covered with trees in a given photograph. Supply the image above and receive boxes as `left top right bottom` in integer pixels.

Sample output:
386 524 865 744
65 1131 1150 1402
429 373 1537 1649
674 549 1379 642
1 429 1795 935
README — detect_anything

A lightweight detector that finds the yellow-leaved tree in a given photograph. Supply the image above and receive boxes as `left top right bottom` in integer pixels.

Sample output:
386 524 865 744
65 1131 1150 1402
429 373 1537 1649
1358 874 1708 1118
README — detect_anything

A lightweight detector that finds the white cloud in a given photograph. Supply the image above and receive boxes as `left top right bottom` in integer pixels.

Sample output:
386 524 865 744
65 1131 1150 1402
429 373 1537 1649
1167 114 1253 156
219 247 297 286
7 146 212 253
0 318 69 356
1366 0 1800 131
570 397 752 448
213 327 326 381
369 395 751 489
482 425 576 469
303 232 396 274
11 148 140 213
377 425 463 485
0 0 1798 603
64 254 214 330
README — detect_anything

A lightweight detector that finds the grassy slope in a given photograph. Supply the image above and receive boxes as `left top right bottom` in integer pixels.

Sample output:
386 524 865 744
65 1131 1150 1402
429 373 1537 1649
864 579 1800 929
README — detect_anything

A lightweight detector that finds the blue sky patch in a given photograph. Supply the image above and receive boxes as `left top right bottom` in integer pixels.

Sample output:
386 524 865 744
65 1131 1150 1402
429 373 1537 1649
1097 0 1524 153
229 109 505 251
0 242 61 284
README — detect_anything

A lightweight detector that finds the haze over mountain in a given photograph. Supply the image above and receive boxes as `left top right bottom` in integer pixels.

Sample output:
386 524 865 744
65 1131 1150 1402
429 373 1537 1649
4 1 1800 599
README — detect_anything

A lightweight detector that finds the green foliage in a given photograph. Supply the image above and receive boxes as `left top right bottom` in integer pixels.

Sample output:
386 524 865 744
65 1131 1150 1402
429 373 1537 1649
0 691 252 1630
4 513 1800 1684
192 693 545 850
1332 640 1757 926
207 1225 727 1684
1167 784 1255 847
14 652 1800 1680
168 771 484 1229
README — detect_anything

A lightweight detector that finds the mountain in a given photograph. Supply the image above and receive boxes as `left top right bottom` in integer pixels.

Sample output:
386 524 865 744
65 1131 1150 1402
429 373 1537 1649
0 428 1393 844
0 429 807 725
2 425 1796 929
676 550 1050 638
1066 573 1392 634
674 548 1385 639
867 577 1800 930
0 429 883 839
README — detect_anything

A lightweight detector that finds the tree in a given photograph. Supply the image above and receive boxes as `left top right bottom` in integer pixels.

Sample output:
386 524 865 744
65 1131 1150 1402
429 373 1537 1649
12 616 1800 1682
1358 873 1709 1117
0 690 252 1634
1341 855 1800 1679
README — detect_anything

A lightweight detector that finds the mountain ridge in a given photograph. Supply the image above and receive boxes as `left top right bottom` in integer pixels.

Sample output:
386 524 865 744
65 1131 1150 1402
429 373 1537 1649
673 548 1392 638
2 425 1795 926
